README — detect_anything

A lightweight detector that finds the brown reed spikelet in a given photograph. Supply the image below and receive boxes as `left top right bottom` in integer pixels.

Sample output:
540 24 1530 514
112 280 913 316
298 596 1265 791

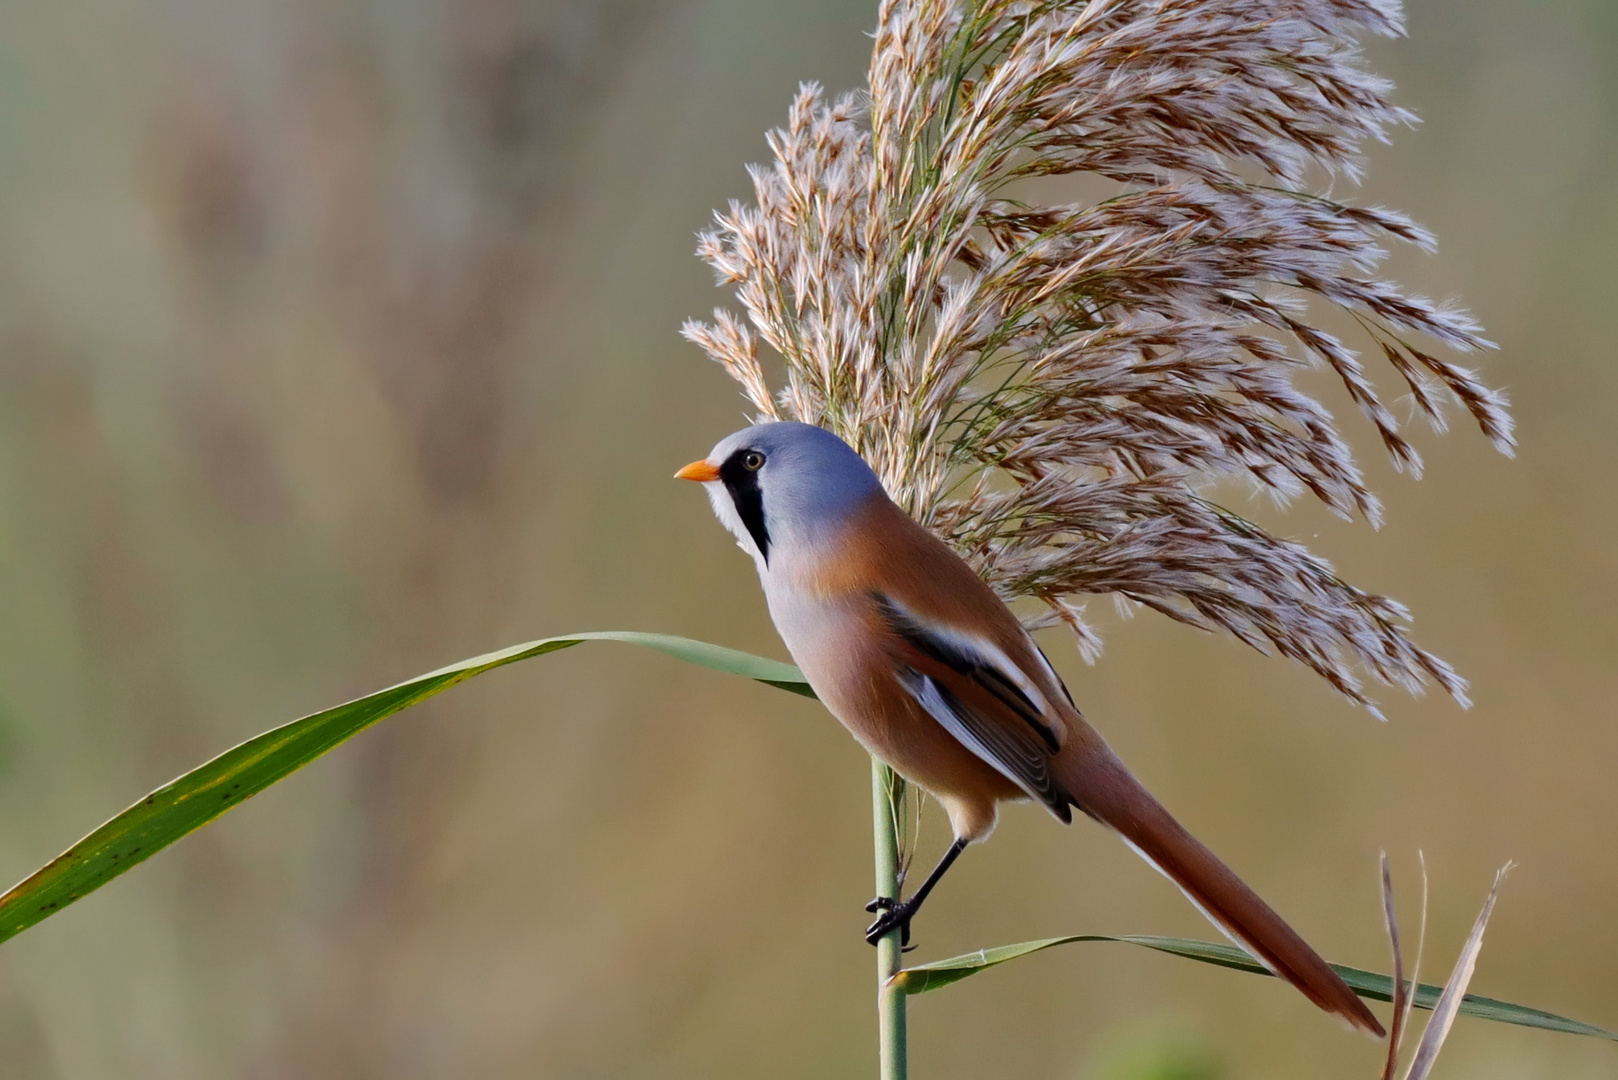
682 0 1513 715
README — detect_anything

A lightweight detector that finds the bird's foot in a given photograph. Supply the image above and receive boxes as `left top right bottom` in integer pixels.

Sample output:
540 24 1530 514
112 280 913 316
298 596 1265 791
864 897 918 948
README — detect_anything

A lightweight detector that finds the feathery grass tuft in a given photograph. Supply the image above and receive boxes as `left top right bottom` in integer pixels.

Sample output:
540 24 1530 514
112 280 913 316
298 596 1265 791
684 0 1512 713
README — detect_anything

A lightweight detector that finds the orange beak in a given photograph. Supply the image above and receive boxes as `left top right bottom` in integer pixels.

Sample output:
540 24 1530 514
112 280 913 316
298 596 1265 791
675 459 721 482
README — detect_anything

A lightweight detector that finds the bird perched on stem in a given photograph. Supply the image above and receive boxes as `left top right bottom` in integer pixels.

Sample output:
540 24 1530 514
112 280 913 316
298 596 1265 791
677 0 1513 1042
679 419 1384 1036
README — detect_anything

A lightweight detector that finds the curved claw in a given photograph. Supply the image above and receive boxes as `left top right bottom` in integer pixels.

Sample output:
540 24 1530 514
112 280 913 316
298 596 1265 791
865 895 898 914
864 900 917 947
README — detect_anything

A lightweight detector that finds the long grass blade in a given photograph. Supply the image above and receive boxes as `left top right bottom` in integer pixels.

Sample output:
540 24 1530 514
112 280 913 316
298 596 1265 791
0 632 811 945
894 933 1615 1041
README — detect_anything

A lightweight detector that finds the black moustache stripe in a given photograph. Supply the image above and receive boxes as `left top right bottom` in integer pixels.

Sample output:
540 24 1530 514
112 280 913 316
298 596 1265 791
719 451 770 563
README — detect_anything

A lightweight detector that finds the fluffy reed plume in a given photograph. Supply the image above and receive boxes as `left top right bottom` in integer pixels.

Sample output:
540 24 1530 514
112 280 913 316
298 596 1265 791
683 0 1513 713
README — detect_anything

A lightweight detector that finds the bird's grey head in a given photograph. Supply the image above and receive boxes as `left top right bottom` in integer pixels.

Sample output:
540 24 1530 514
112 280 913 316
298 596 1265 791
677 421 885 569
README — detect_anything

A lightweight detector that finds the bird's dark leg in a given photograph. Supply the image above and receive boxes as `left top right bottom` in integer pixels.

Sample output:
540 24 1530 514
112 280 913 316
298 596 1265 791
865 838 968 947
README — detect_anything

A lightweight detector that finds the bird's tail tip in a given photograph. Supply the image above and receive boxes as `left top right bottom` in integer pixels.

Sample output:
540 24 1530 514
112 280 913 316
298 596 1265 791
1064 748 1386 1039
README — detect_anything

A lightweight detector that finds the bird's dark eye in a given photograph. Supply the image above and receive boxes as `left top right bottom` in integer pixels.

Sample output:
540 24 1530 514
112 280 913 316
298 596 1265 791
741 450 765 471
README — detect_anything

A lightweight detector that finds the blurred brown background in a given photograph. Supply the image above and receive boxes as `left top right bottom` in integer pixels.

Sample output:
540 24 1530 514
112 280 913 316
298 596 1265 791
0 1 1613 1077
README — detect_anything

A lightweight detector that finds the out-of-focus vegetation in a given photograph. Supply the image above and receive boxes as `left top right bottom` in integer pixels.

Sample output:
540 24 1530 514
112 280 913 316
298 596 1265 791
0 1 1613 1078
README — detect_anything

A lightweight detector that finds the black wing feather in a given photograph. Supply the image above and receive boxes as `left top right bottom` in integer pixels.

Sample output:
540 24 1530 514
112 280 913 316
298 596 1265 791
872 592 1063 752
873 592 1073 822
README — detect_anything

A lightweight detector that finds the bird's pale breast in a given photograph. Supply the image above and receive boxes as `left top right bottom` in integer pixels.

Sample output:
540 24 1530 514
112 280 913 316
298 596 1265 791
760 496 1023 840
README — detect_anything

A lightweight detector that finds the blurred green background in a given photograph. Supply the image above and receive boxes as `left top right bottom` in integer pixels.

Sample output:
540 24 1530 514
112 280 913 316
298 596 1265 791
0 1 1613 1077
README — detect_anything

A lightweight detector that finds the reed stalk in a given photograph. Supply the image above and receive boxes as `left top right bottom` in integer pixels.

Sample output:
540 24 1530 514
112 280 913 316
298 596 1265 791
871 759 908 1079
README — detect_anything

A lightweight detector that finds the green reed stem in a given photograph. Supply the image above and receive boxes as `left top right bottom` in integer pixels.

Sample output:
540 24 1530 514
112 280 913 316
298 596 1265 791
872 757 908 1080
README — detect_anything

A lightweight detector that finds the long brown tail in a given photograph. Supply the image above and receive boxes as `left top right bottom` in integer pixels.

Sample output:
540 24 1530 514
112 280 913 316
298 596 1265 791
1060 745 1384 1038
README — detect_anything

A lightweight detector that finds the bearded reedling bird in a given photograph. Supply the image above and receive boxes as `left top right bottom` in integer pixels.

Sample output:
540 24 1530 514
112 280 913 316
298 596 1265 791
677 420 1383 1037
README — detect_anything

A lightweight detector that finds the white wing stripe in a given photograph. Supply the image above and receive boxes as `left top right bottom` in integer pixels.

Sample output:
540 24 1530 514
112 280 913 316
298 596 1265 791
900 671 1036 795
878 595 1052 715
895 668 1071 822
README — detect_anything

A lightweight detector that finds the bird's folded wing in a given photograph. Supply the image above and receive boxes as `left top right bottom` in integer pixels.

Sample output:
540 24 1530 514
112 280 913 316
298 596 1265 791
873 592 1074 822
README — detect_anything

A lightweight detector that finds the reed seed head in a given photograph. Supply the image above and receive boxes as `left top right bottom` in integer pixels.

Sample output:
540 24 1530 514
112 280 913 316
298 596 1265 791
684 0 1512 714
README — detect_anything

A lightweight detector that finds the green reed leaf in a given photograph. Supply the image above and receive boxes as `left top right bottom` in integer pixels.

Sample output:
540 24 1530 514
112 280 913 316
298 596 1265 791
893 934 1617 1041
0 632 812 945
